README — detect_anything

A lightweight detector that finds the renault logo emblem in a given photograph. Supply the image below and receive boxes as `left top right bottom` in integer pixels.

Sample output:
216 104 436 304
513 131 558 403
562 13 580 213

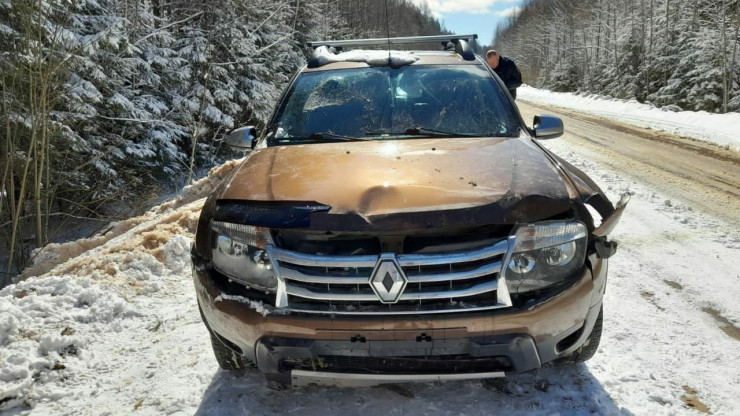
369 254 407 303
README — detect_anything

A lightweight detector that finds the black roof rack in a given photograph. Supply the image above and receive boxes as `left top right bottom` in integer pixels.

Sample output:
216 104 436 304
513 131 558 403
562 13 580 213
307 34 478 68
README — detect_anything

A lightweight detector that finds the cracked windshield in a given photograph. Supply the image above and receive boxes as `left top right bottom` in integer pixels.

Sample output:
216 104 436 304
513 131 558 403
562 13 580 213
270 65 520 144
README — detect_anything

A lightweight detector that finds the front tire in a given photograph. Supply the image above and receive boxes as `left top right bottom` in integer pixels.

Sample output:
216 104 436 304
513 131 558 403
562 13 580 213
558 307 603 364
209 330 254 370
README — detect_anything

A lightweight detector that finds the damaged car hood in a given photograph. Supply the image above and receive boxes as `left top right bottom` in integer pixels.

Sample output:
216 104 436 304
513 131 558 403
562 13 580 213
221 137 581 213
212 136 610 231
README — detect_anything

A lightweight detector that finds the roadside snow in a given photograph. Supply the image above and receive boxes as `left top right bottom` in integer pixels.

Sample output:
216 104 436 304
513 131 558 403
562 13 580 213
539 139 740 416
19 158 243 280
1 160 243 414
519 85 740 152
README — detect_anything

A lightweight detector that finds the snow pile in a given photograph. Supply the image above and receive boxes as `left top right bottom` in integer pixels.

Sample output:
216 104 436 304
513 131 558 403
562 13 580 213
155 158 243 213
519 85 740 151
0 208 209 413
21 158 242 280
0 275 141 409
0 156 248 413
315 48 419 67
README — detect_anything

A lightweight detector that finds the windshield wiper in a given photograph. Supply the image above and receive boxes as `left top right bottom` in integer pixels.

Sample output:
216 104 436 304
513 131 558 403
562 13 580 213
284 132 372 142
366 126 482 138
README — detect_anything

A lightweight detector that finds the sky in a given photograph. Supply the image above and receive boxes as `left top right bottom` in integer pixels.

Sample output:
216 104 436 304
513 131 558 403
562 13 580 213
411 0 526 47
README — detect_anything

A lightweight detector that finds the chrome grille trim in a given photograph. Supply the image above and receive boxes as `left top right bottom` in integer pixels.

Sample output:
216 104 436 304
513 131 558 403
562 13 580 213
285 286 378 302
277 258 502 285
276 305 509 316
266 238 514 314
280 267 369 285
285 280 499 302
396 242 508 266
407 261 501 283
269 247 377 268
400 281 498 300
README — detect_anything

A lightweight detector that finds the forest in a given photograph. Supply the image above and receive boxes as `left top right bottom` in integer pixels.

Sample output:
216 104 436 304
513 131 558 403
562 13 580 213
0 0 447 283
494 0 740 114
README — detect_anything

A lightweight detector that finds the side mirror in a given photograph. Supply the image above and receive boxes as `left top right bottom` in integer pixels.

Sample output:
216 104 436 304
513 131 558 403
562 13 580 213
533 115 563 139
227 126 257 153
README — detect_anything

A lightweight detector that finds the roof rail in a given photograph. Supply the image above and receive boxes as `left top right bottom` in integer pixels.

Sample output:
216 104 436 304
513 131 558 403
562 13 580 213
307 34 478 49
306 34 478 67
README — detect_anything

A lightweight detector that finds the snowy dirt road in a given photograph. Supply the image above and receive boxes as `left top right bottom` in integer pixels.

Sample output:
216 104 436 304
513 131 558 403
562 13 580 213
2 103 740 416
518 100 740 227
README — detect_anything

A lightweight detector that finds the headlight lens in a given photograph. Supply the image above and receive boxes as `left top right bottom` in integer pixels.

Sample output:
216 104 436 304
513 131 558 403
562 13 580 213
542 241 577 266
505 221 587 295
210 221 277 291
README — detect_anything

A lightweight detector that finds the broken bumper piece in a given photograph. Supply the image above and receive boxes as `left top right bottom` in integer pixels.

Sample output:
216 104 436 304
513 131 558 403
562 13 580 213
253 334 542 387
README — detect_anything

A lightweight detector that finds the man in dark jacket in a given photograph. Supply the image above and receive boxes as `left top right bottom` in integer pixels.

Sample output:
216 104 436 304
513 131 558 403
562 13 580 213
486 50 522 100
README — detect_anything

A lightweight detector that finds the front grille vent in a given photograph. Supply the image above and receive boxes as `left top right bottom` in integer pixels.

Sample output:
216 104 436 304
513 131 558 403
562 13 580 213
266 238 513 315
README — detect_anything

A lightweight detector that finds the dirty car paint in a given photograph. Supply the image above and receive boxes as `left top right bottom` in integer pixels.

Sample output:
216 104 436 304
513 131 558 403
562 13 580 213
214 135 610 231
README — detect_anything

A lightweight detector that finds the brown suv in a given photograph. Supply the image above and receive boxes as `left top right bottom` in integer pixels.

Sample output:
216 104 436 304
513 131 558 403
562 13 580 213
191 35 628 387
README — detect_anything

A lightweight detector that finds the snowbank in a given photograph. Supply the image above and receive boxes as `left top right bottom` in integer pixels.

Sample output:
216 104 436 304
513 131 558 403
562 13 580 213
21 158 243 280
0 275 142 410
1 157 245 412
519 85 740 151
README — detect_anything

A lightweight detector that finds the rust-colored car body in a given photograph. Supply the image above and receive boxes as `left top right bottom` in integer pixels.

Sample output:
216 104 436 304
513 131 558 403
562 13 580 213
191 48 624 387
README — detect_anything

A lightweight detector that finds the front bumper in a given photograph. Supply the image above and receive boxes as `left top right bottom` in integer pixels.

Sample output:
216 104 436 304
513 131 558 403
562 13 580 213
193 253 606 386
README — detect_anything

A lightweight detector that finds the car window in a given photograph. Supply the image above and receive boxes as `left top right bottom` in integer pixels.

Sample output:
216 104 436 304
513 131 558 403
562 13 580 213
268 65 520 144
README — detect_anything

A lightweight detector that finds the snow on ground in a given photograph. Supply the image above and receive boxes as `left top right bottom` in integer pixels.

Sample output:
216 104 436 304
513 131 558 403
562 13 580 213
519 85 740 152
1 140 739 415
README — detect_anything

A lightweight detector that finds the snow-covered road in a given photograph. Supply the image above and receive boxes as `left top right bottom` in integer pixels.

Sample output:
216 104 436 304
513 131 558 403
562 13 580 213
2 101 739 415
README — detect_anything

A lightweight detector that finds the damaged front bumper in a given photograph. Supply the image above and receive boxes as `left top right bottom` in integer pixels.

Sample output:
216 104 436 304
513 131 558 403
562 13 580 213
257 334 537 387
192 252 606 387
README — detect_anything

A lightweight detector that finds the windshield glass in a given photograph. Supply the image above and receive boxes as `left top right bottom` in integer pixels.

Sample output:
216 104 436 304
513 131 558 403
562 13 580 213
267 65 520 145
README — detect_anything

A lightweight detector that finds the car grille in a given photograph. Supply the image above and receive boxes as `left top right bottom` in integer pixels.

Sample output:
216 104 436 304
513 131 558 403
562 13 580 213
266 238 513 315
280 355 513 374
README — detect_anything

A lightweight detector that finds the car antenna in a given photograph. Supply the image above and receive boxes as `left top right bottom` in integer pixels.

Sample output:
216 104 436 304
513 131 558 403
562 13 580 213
384 0 391 65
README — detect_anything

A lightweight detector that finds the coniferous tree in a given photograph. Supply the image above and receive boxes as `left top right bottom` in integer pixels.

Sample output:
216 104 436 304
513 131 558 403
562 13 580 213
494 0 740 113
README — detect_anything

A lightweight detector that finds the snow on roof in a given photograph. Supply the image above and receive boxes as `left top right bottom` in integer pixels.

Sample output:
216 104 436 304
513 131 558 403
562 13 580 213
315 48 419 67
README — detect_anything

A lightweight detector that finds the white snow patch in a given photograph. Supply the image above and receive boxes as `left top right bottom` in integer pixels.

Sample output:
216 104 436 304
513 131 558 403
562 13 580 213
316 48 419 67
213 294 276 317
0 275 141 410
162 235 192 273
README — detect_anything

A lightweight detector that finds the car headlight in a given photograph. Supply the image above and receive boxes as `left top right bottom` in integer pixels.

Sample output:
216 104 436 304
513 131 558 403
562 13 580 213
504 221 587 294
210 221 277 291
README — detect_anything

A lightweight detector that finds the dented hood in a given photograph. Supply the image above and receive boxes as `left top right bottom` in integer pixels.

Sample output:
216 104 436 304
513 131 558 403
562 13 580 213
221 137 580 214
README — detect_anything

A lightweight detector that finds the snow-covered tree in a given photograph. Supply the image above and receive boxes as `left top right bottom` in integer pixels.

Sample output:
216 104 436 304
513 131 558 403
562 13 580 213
494 0 740 113
1 0 449 281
